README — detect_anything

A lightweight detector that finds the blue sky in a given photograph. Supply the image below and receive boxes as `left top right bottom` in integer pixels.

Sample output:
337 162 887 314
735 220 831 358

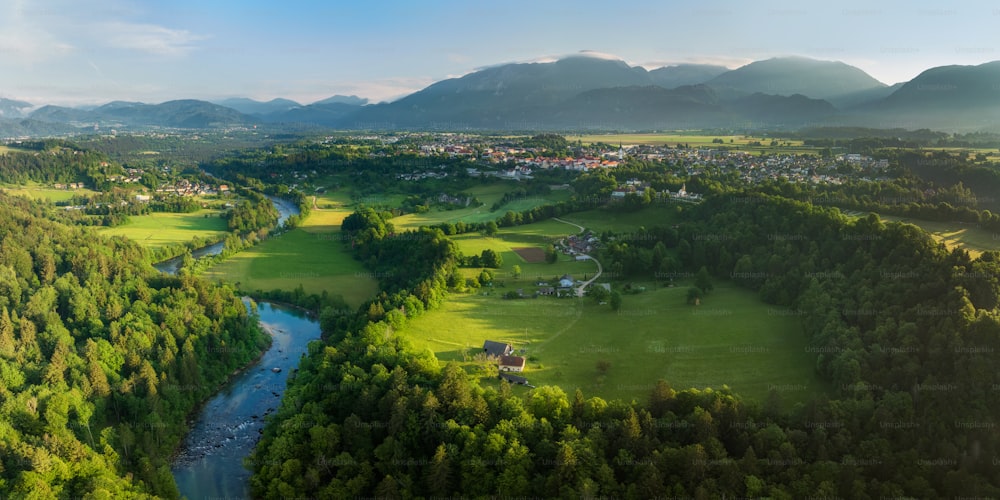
2 0 997 106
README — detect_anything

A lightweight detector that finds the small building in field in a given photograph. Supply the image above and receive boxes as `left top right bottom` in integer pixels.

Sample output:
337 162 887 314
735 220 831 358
483 340 513 358
558 274 575 288
537 287 555 296
498 355 526 372
499 373 529 385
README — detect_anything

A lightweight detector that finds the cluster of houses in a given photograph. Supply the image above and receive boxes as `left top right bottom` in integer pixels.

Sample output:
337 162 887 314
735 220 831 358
108 168 145 184
52 182 85 190
564 233 598 256
518 156 620 171
628 145 888 185
534 274 579 297
483 340 532 386
154 179 230 196
395 170 449 181
610 179 702 202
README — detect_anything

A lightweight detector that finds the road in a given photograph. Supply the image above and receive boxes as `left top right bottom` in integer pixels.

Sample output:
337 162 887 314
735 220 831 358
550 218 602 297
574 255 603 297
552 217 585 234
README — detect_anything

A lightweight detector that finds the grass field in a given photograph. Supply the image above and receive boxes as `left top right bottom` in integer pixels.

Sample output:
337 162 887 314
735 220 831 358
392 184 572 231
402 282 825 405
556 206 682 233
878 214 999 259
447 217 603 284
2 183 100 202
302 192 356 233
97 210 228 247
203 211 378 308
569 133 822 155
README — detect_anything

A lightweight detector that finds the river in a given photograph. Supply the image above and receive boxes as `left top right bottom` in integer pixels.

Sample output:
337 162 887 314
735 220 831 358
153 195 300 274
171 300 321 499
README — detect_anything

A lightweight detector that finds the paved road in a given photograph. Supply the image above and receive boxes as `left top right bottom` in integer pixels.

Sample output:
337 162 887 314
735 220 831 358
552 217 585 234
550 218 602 296
574 255 603 297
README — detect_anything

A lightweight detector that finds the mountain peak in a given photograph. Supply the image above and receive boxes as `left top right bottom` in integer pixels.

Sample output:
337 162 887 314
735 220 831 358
708 57 886 99
313 95 368 106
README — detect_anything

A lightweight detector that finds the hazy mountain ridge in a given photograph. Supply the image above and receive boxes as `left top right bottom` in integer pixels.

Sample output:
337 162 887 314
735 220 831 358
706 56 887 99
27 99 256 129
11 55 1000 132
0 98 34 118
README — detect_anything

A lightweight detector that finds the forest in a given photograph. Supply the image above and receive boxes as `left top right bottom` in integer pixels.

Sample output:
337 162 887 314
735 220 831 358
0 191 268 498
246 192 1000 498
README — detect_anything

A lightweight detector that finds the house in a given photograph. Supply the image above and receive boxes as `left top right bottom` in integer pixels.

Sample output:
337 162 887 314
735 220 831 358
498 355 526 372
558 275 575 288
483 340 513 358
135 194 151 203
537 287 555 296
499 373 529 385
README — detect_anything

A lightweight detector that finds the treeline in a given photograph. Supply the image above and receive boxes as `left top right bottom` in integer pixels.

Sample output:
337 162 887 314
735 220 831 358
227 192 279 236
0 147 123 187
247 196 1000 498
0 192 268 497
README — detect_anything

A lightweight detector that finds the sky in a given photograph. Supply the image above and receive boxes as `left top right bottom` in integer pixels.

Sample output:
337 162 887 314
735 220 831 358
1 0 998 106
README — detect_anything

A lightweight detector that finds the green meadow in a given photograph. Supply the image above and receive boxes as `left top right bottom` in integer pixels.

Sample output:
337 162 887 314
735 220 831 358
97 210 228 247
2 183 101 202
842 210 1000 259
392 184 572 231
568 133 821 155
204 194 378 308
401 282 825 405
555 205 682 233
879 215 1000 259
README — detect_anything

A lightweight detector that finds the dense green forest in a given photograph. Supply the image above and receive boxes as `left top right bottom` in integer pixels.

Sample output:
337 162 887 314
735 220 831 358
248 194 1000 498
0 146 123 187
0 192 268 498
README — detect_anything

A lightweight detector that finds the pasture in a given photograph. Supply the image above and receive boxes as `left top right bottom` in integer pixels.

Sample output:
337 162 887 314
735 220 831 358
392 184 572 231
555 205 682 233
448 219 599 283
97 210 228 248
2 183 100 202
401 282 826 405
842 210 1000 259
203 223 377 309
569 133 822 156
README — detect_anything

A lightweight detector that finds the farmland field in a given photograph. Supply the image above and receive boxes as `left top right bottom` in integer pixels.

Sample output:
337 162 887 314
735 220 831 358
556 206 682 233
203 221 377 308
392 184 572 231
879 215 999 259
842 210 1000 259
569 133 822 155
97 210 228 247
2 183 101 202
401 282 826 405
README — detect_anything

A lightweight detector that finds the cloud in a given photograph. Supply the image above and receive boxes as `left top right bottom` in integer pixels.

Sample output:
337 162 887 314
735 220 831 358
639 56 750 70
575 50 624 61
0 0 75 63
100 22 206 56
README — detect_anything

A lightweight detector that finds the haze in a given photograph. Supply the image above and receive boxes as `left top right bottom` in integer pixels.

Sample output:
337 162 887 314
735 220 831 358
2 0 997 105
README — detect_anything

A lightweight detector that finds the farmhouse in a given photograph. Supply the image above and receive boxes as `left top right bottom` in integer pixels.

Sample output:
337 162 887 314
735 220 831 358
558 275 575 288
498 355 526 372
483 340 513 358
537 287 555 296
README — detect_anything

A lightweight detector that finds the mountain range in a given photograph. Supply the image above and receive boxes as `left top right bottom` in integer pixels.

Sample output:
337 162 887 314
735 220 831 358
3 56 1000 134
